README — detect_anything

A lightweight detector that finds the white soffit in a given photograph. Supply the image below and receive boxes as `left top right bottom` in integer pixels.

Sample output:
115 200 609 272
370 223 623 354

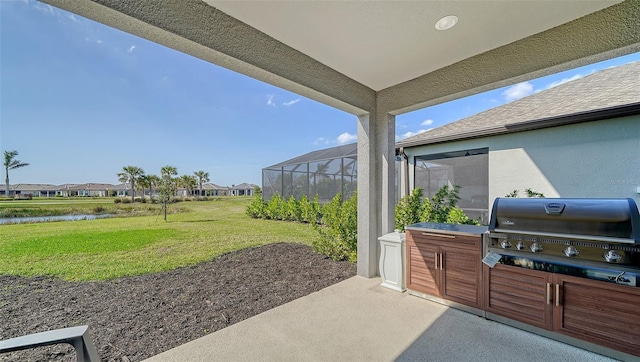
206 1 622 91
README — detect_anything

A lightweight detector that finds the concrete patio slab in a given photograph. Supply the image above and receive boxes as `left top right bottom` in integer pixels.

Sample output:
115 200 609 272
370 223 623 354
145 276 616 362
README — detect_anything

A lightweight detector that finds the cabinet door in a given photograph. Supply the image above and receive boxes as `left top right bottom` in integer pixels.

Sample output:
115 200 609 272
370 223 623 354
554 274 640 357
440 246 482 309
406 241 440 296
484 264 553 329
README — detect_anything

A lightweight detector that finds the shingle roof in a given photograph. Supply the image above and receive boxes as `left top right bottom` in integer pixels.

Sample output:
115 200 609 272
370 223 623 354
66 183 119 191
202 183 229 190
397 61 640 148
41 184 79 191
231 183 259 190
9 184 57 191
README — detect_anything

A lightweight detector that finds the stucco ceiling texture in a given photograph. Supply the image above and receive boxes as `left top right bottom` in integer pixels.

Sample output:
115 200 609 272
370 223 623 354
207 1 621 91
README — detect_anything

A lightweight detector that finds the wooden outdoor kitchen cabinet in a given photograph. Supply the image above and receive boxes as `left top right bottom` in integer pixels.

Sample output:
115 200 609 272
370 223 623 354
485 263 640 357
405 223 486 311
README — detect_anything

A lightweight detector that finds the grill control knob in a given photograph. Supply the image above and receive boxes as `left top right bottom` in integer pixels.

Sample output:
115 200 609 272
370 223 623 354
500 240 512 249
604 250 622 263
516 241 526 250
530 242 543 253
563 246 579 257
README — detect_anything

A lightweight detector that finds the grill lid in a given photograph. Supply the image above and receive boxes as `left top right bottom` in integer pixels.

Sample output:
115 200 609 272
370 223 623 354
488 198 640 244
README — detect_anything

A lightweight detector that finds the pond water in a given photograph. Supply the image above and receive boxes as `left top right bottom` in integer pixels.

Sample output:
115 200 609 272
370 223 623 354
0 214 114 225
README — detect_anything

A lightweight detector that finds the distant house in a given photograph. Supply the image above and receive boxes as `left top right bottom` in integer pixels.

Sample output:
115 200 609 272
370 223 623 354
2 184 57 197
396 61 640 223
111 183 131 197
202 183 229 196
42 184 75 197
230 183 259 196
175 183 230 197
66 183 117 197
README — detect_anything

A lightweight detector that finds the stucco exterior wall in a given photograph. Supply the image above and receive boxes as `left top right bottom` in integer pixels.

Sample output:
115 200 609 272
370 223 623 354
403 115 640 211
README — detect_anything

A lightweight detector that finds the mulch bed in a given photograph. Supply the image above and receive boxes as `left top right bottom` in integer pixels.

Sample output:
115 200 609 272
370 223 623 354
0 243 356 361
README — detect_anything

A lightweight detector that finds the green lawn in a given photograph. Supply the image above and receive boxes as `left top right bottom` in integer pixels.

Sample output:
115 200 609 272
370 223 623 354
0 197 321 281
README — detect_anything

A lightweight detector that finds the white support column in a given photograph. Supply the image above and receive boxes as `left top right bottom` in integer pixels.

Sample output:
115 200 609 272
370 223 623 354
357 109 396 278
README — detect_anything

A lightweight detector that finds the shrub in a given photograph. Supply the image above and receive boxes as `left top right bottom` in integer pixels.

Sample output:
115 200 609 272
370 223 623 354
312 192 358 262
298 194 321 224
425 184 461 223
395 185 479 230
505 188 545 198
446 207 479 225
121 198 132 204
114 198 122 204
246 190 266 218
395 188 424 231
93 206 106 213
284 196 300 221
264 194 285 220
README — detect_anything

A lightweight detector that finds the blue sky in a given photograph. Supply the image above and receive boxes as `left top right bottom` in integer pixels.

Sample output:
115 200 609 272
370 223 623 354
2 1 639 186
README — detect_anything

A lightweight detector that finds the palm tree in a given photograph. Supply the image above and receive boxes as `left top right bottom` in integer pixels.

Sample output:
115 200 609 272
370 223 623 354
4 150 29 197
137 174 151 200
117 165 144 203
147 174 160 200
193 170 210 196
179 174 197 197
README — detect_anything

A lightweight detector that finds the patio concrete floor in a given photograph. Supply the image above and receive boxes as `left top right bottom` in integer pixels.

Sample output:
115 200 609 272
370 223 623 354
144 276 617 362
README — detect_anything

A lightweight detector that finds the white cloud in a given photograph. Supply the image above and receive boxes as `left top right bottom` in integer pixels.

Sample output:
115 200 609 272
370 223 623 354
396 129 430 141
33 3 54 15
544 73 584 90
313 137 329 146
282 98 300 106
68 14 79 22
336 132 357 145
421 119 434 126
266 94 276 107
502 82 534 102
96 40 103 44
127 45 136 53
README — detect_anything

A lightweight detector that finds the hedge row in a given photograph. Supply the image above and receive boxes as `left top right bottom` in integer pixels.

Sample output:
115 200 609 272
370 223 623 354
246 190 357 262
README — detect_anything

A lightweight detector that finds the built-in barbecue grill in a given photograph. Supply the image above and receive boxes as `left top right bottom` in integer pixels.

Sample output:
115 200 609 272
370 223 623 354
487 197 640 287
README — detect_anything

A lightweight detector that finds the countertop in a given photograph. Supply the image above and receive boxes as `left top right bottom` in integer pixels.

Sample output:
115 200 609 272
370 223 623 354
405 222 488 236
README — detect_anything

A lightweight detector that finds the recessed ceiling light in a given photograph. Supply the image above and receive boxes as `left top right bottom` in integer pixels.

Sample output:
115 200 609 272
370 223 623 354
435 15 458 31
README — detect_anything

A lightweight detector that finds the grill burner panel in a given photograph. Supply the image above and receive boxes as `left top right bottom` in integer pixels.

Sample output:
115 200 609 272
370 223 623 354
488 233 639 266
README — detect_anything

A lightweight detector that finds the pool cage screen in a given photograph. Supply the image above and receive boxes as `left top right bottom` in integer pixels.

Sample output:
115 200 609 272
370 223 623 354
262 144 357 203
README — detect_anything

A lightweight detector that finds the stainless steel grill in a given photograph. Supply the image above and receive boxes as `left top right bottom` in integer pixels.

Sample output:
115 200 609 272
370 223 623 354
487 198 640 286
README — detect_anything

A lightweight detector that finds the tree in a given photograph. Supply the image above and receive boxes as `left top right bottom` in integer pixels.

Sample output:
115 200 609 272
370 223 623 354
4 150 29 197
137 174 151 200
179 174 197 197
117 166 144 203
146 174 160 201
159 166 178 221
193 170 210 196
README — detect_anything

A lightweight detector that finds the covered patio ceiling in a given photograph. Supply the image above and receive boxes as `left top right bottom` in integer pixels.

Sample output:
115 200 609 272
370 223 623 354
42 0 640 115
42 0 640 277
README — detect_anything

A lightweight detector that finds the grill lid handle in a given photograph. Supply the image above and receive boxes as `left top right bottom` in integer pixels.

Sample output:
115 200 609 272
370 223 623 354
544 202 566 215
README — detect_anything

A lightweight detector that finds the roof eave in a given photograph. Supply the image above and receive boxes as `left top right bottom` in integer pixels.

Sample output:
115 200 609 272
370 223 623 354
397 102 640 149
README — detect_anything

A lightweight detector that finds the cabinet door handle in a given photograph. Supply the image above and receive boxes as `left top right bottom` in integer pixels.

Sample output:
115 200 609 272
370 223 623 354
555 284 560 307
546 283 551 305
439 253 443 270
434 253 438 269
422 232 455 239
